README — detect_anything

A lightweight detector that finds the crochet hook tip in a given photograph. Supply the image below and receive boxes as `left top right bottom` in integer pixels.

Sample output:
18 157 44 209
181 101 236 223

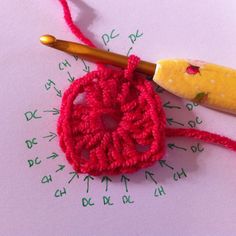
40 35 57 45
39 34 156 75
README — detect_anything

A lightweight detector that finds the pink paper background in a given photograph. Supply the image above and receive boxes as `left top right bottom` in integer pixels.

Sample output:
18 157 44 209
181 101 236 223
1 0 236 235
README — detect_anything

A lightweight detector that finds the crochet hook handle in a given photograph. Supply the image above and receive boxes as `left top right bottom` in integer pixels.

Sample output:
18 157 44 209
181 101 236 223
40 35 236 115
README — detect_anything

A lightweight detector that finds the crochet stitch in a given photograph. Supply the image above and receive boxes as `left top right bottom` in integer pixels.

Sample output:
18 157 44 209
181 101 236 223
58 0 236 175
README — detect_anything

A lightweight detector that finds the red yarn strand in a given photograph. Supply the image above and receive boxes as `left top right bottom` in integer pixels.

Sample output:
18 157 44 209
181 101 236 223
166 128 236 152
59 0 96 48
58 0 105 70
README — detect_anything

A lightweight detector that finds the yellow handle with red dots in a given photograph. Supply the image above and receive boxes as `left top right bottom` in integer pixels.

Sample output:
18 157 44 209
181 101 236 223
153 59 236 115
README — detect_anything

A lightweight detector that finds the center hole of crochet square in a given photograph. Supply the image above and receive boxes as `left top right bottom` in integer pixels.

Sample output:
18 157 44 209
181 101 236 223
101 113 120 131
135 144 150 153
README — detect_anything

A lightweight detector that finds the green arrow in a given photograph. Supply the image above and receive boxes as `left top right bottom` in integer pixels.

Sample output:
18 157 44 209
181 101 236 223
159 160 174 170
73 55 79 61
67 71 75 83
168 143 187 151
81 59 90 73
127 47 133 56
84 175 94 193
55 164 65 172
43 132 57 142
43 108 60 115
53 87 62 97
46 152 58 159
121 175 130 193
163 101 181 109
68 171 79 184
145 171 157 185
101 176 112 191
167 118 184 126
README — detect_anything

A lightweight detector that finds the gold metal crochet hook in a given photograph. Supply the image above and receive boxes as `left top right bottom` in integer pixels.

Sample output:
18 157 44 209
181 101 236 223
40 34 156 75
40 34 236 115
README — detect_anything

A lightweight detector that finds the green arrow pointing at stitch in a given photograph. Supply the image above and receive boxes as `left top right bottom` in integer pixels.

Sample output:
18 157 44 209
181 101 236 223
73 55 79 61
168 143 187 151
43 132 57 142
68 171 79 184
55 164 65 172
43 108 60 115
127 47 133 56
53 87 62 97
163 101 181 109
101 176 112 192
159 160 174 170
84 175 94 193
121 175 130 193
81 59 90 73
67 71 75 83
145 171 157 185
46 152 58 159
166 118 184 126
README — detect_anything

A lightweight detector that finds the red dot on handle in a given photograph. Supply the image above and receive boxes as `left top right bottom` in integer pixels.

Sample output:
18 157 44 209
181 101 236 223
186 65 200 75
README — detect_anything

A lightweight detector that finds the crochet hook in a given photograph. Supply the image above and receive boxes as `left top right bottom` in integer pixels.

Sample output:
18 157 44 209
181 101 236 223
40 34 236 115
